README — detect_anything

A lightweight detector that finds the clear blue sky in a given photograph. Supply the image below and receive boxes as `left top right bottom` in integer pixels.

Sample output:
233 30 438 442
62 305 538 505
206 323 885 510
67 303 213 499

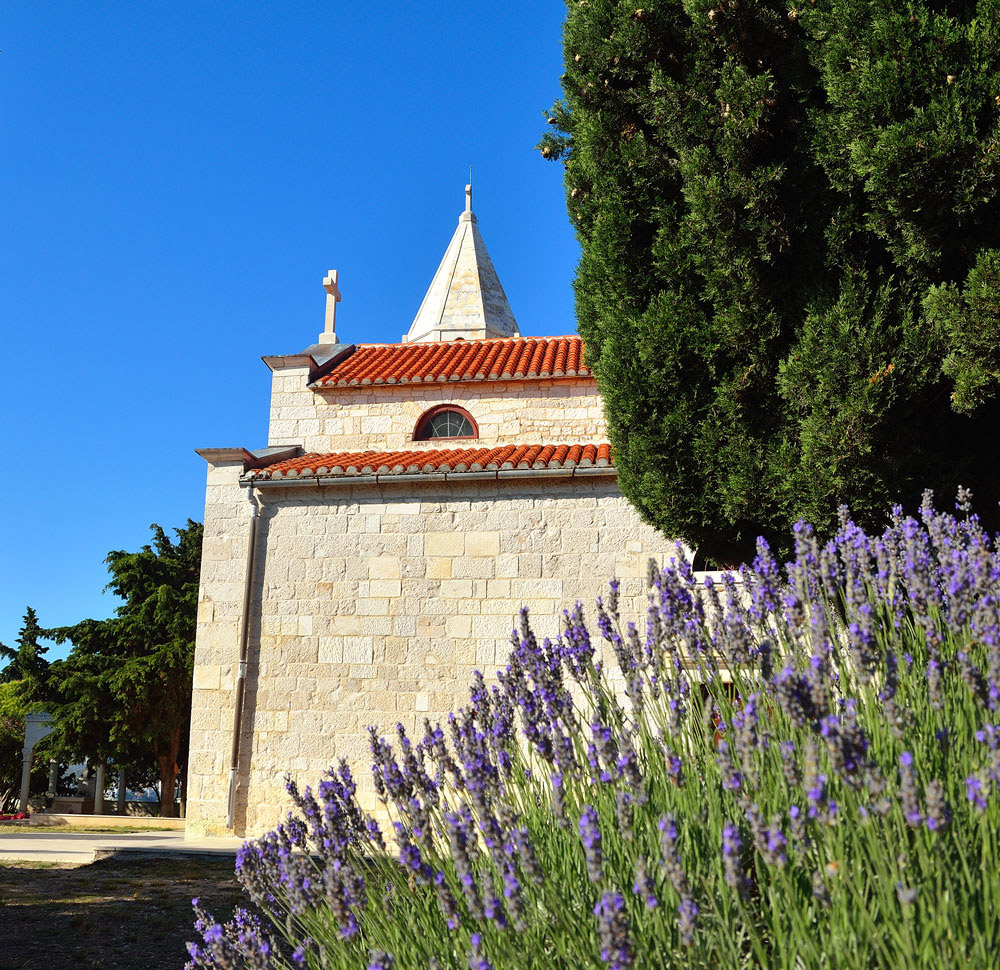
0 1 579 660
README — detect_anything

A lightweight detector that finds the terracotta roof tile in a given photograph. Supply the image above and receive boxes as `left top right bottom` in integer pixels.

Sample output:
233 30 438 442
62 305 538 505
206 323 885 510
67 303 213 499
245 443 613 481
314 336 589 388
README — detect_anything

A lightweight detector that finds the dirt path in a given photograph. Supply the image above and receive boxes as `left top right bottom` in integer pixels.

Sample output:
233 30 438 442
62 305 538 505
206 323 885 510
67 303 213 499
0 855 248 970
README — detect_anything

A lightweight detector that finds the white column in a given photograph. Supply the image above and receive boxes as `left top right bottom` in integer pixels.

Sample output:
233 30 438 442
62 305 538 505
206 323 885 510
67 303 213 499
93 762 106 815
17 747 32 814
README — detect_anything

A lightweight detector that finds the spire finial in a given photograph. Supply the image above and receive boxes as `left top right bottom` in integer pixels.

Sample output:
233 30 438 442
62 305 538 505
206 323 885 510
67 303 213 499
465 181 472 213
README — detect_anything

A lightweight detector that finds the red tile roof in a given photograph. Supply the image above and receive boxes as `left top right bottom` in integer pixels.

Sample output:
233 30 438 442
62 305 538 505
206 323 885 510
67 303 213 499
245 443 613 481
314 336 589 388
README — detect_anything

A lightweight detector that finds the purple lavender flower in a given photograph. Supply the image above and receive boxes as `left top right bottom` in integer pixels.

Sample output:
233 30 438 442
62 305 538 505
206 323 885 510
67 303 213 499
717 740 744 793
820 702 871 789
594 891 635 970
445 808 483 919
788 804 810 853
803 740 836 822
187 900 276 970
434 871 461 931
663 746 685 787
615 790 634 840
579 805 603 883
811 870 831 908
898 752 923 828
394 821 433 884
320 862 363 940
677 897 699 946
501 861 527 931
550 771 566 825
368 952 395 970
483 881 508 930
722 822 748 896
924 778 950 831
749 807 788 869
967 775 988 813
658 813 687 895
779 741 801 787
632 856 658 909
589 720 620 784
468 932 493 970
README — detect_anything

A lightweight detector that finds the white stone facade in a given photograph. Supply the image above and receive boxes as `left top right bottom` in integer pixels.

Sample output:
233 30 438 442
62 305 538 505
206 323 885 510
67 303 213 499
186 461 680 837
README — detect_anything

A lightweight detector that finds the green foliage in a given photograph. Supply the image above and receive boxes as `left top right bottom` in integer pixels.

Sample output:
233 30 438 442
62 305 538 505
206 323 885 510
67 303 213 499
47 519 203 815
0 681 28 812
0 607 49 688
0 609 55 812
924 249 1000 413
0 680 56 813
542 0 1000 560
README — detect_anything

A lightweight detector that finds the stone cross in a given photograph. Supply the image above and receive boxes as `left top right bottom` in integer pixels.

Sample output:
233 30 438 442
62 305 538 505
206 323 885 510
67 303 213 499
320 269 341 344
465 183 472 213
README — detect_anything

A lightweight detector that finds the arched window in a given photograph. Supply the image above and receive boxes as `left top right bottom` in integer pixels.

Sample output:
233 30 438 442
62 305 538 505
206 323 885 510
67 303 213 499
413 405 479 441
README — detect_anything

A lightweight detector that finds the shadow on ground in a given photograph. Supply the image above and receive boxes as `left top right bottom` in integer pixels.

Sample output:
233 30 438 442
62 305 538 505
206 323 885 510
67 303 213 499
0 855 247 970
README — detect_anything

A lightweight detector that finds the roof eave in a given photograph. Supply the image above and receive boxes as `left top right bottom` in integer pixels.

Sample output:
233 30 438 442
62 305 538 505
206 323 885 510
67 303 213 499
311 372 594 391
264 343 357 383
196 445 302 472
241 466 616 488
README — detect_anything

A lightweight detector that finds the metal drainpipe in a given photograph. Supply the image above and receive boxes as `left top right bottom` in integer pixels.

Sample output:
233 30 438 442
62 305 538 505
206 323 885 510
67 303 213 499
226 487 260 830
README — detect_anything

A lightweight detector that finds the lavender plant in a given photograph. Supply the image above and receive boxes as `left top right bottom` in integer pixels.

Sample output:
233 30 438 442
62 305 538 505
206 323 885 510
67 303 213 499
189 492 1000 969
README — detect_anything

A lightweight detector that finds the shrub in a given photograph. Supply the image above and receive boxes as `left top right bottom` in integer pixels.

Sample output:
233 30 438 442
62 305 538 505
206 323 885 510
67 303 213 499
188 492 1000 969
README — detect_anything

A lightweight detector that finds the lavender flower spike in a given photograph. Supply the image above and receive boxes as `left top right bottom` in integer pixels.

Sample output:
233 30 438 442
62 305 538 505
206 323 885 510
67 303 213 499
594 891 635 970
722 822 749 896
677 897 699 946
579 805 604 883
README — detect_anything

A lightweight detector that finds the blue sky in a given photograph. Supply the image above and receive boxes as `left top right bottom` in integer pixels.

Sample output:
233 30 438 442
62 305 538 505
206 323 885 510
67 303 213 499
0 1 579 659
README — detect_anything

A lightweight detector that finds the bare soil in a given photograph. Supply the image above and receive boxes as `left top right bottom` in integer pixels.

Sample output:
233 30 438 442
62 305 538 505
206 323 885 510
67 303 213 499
0 855 248 970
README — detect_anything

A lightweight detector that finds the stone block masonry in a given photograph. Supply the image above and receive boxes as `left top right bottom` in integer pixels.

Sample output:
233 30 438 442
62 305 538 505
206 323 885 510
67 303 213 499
266 368 608 455
185 468 683 837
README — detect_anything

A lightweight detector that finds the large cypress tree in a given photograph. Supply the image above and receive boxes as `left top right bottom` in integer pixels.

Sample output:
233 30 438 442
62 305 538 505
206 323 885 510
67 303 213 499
540 0 1000 562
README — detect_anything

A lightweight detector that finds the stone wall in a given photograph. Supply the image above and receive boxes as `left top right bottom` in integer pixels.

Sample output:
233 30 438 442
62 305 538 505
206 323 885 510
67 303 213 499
266 363 607 454
185 470 684 838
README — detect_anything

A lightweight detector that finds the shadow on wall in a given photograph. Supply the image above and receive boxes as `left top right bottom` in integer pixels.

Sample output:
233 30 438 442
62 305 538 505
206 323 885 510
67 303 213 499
232 500 269 837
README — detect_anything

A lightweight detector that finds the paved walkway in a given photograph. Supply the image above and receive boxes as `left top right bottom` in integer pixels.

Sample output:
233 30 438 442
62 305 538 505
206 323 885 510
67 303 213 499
0 830 242 864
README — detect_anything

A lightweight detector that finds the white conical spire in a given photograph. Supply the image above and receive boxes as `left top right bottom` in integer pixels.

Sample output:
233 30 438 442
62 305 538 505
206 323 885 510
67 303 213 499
405 185 520 343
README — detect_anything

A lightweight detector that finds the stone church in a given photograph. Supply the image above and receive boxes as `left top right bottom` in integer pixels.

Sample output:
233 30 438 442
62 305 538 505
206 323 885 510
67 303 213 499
186 187 678 838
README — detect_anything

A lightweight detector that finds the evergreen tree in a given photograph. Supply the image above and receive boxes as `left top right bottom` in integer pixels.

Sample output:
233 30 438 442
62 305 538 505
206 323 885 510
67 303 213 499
540 0 1000 562
0 607 49 687
0 609 55 811
48 520 202 816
